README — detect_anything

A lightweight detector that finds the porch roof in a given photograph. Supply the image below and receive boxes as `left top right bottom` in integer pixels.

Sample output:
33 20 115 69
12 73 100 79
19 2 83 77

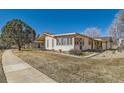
36 35 45 41
94 38 107 42
54 33 93 39
33 40 44 43
37 32 108 43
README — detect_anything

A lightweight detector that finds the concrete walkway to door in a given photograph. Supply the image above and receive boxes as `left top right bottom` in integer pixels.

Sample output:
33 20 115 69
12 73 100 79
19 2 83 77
2 50 56 83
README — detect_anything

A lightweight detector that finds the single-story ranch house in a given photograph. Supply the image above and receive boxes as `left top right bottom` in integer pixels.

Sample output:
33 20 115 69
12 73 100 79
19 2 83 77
34 32 113 51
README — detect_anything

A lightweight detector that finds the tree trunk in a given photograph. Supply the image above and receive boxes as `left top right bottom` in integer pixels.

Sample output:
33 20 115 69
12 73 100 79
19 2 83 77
17 42 21 51
18 46 21 51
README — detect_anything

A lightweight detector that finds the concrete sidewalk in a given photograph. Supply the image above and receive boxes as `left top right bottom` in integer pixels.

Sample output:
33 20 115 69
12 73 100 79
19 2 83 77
2 50 56 83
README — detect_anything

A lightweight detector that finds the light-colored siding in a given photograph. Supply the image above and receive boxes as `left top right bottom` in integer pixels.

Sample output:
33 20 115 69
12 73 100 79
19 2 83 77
102 42 107 50
45 36 75 51
106 42 110 49
82 38 92 50
45 34 108 51
45 36 55 50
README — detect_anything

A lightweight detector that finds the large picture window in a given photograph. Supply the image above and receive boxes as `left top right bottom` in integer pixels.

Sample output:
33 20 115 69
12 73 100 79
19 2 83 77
75 38 84 46
56 37 72 46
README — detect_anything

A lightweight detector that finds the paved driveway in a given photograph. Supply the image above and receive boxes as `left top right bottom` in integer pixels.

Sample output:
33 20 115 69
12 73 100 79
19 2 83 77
2 50 56 83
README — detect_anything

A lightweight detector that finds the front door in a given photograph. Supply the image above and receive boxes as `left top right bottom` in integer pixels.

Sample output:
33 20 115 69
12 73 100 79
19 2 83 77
80 46 82 50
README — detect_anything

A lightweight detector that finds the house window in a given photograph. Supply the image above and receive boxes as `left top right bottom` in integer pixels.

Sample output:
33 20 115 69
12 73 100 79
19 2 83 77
67 37 72 45
61 38 64 45
75 38 78 45
81 39 84 46
56 38 61 45
56 38 59 45
47 40 49 48
58 38 61 45
63 38 67 45
70 38 72 45
52 39 54 48
75 38 84 45
56 37 72 46
67 38 69 45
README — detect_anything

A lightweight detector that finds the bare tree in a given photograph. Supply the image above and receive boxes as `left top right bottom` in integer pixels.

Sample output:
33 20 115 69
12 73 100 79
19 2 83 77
108 10 124 52
108 10 124 43
83 27 101 38
117 10 124 22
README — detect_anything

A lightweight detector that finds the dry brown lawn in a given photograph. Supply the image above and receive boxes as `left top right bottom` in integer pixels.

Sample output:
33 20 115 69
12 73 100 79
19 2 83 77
0 51 7 83
14 50 124 83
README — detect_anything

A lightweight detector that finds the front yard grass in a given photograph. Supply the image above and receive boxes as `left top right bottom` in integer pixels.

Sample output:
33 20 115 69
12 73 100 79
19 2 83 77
14 50 124 83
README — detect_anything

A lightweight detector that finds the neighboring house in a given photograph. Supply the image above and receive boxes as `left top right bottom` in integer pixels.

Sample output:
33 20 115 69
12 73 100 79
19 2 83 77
37 32 109 51
95 37 113 49
93 39 107 50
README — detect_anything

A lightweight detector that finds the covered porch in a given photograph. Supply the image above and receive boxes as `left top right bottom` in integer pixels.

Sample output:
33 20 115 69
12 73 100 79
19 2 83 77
93 39 107 50
33 34 45 50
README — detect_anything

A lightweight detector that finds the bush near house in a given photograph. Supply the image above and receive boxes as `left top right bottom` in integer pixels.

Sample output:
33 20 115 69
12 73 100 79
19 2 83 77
59 49 62 53
69 49 82 56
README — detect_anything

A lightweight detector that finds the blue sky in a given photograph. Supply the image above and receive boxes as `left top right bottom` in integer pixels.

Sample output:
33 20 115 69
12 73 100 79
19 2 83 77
0 9 120 36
